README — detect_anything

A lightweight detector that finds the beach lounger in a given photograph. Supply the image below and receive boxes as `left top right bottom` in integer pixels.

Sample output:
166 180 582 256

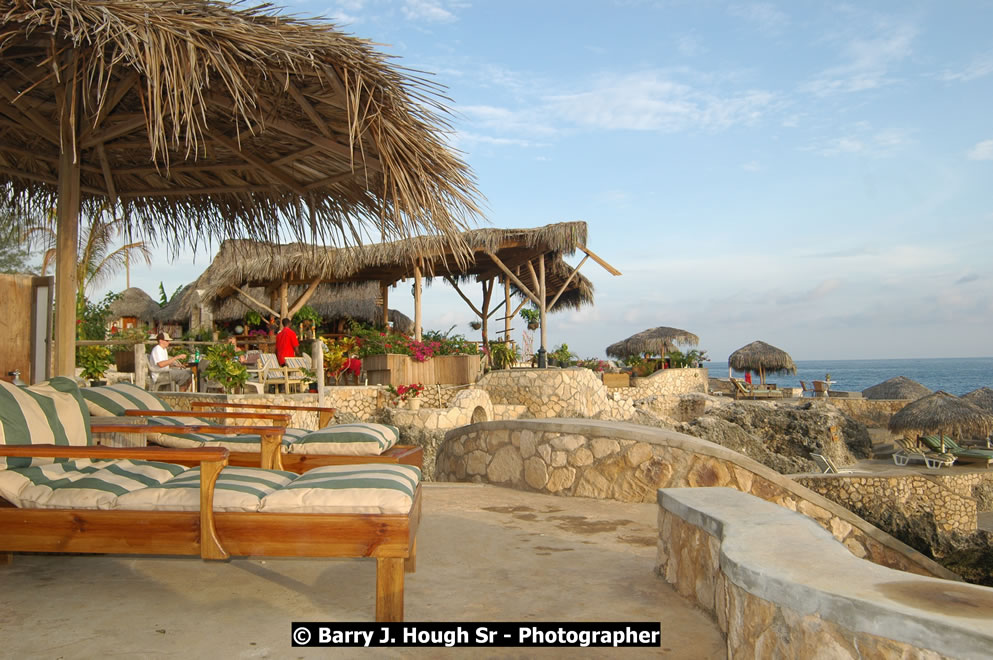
918 435 993 468
729 377 782 400
810 453 856 474
0 377 420 622
81 384 423 472
891 436 956 469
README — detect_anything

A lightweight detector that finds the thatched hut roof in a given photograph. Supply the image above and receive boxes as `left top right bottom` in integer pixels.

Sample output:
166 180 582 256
154 285 195 324
0 0 482 247
193 222 594 310
209 283 413 333
605 327 699 359
728 341 796 375
107 288 159 324
963 387 993 412
888 391 993 439
862 376 932 400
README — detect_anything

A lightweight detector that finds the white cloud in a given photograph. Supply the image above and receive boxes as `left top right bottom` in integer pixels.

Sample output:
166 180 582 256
401 0 459 23
728 3 789 34
939 53 993 82
802 22 917 96
741 160 761 172
806 126 910 158
967 139 993 161
676 34 707 57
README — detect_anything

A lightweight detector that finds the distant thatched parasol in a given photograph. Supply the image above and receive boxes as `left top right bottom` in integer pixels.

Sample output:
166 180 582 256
605 327 699 359
107 288 159 325
888 391 993 451
862 376 932 400
963 387 993 412
728 341 796 386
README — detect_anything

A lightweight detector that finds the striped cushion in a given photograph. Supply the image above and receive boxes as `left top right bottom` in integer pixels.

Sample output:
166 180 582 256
0 377 92 469
0 458 108 506
81 383 171 417
259 464 420 514
15 459 189 510
143 414 217 448
116 466 297 512
287 423 399 456
201 427 309 452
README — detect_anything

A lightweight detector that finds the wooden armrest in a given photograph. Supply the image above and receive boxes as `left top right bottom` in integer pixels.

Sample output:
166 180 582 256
0 444 229 462
191 401 336 427
92 422 286 436
123 410 291 424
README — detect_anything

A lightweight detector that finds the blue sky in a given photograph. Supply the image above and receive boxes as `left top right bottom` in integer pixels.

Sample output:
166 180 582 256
109 1 993 361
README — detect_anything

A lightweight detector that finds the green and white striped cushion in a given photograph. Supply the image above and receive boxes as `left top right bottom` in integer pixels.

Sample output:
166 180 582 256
143 414 217 448
0 458 108 506
116 466 296 512
286 423 400 456
16 459 189 510
201 427 309 452
0 377 92 469
259 464 420 514
81 383 171 417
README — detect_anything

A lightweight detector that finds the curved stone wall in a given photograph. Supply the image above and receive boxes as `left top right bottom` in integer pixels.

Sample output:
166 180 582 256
436 418 956 579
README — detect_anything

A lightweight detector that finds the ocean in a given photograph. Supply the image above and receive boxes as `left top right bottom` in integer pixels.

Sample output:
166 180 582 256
705 357 993 396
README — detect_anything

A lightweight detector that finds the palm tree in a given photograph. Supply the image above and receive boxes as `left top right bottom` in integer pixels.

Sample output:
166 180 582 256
24 206 152 303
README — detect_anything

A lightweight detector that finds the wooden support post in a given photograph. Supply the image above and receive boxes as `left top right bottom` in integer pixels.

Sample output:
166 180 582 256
504 276 511 342
134 343 146 389
260 430 284 471
376 557 405 622
313 339 325 407
538 257 547 365
54 67 81 378
405 536 417 573
198 458 229 560
380 282 389 328
279 281 288 320
413 262 422 342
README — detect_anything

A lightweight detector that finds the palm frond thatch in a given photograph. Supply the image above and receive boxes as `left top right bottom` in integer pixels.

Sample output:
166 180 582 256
728 341 797 375
0 0 482 248
605 327 699 359
107 287 159 323
888 391 993 438
962 387 993 412
862 376 932 400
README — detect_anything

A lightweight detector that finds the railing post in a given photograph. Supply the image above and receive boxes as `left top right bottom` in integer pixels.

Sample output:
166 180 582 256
313 339 325 406
134 343 146 389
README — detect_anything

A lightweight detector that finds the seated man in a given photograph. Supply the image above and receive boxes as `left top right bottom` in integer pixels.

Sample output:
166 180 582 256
150 332 193 390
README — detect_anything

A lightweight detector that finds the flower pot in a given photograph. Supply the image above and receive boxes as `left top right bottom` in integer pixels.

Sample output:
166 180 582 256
405 398 421 411
527 322 539 330
89 380 107 387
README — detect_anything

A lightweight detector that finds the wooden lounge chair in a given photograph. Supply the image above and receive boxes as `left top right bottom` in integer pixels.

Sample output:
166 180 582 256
729 377 782 400
81 384 422 472
918 435 993 468
891 436 956 469
0 378 420 622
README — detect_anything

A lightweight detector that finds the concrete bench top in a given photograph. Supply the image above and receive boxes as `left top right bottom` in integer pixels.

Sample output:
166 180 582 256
659 487 993 660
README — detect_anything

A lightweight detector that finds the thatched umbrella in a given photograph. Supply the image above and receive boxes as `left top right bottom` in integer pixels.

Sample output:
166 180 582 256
0 0 481 376
963 387 993 412
605 327 699 359
862 376 932 400
727 340 796 386
888 391 993 451
107 287 159 326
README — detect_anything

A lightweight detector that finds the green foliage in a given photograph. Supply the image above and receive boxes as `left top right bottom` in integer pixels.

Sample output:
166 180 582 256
487 341 520 369
548 343 576 366
202 343 249 393
109 325 150 353
76 292 120 340
519 306 540 327
76 345 113 381
182 327 214 343
0 211 38 274
576 358 609 372
666 348 709 368
292 305 322 326
243 310 263 327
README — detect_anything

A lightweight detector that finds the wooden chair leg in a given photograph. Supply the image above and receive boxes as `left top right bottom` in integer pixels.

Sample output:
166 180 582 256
405 537 417 573
375 557 405 622
1 551 12 565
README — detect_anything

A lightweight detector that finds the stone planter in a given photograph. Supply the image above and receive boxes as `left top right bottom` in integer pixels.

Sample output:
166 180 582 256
406 398 421 411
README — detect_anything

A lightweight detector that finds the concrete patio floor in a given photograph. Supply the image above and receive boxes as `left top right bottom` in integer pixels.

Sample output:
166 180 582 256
1 484 725 659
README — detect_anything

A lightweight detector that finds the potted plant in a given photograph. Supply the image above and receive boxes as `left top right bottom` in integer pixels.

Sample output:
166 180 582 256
487 341 520 370
202 343 249 393
292 305 322 340
299 367 318 392
469 319 481 330
387 382 425 410
548 343 576 367
519 307 540 330
77 345 114 386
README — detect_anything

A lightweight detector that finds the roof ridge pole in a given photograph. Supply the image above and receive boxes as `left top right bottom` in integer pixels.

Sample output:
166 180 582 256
54 48 81 377
537 257 547 368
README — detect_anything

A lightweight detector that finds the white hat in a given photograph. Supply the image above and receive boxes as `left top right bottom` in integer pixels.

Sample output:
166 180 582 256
156 332 173 341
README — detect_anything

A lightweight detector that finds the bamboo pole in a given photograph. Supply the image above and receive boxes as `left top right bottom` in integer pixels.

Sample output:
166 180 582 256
504 275 511 341
413 262 422 341
380 282 389 328
538 256 547 368
54 55 81 377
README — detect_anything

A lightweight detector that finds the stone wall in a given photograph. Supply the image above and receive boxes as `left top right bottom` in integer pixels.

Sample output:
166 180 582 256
631 367 708 396
796 473 980 533
658 488 993 659
479 368 623 418
436 419 956 579
824 398 910 428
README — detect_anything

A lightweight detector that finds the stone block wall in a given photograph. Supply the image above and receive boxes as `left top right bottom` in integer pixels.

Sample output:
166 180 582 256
479 368 615 418
796 474 979 533
658 488 993 659
631 367 708 396
436 419 955 579
827 398 911 428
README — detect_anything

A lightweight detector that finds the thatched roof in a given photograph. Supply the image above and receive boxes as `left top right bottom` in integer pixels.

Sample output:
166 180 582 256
0 0 481 248
154 285 195 324
728 341 796 375
605 326 699 359
862 376 932 400
192 222 594 310
963 387 993 412
888 391 993 439
107 287 158 323
208 282 413 333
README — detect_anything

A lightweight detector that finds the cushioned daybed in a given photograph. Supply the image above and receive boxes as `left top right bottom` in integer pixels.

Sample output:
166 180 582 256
0 378 420 622
80 384 422 471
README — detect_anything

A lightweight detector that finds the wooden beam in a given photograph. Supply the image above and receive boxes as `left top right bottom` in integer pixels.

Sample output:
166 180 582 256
578 246 622 276
79 114 148 149
287 82 332 138
211 133 307 195
484 251 542 307
547 254 589 311
53 56 80 378
413 262 423 342
443 275 482 317
233 286 279 318
538 256 547 359
96 143 117 206
287 277 322 317
380 282 389 327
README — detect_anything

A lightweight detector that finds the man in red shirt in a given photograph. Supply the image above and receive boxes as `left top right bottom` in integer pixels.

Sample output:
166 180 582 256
275 317 299 366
